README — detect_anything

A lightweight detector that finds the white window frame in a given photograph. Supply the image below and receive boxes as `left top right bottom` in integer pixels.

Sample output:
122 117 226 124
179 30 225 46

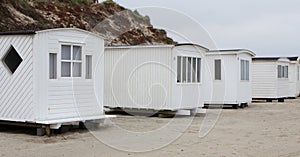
241 59 250 81
176 56 202 84
278 65 288 79
59 43 84 79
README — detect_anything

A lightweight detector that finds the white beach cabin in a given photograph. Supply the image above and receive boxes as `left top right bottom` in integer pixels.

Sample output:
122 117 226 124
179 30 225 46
252 57 290 102
0 28 105 135
288 57 300 98
203 49 255 108
105 44 207 115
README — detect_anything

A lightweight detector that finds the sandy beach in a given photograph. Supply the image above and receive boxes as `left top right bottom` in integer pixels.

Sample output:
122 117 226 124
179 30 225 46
1 98 300 157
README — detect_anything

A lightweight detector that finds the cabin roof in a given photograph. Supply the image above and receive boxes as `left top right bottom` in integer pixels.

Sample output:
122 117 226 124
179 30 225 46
252 57 291 63
0 30 36 35
106 44 174 49
208 49 256 56
175 43 209 51
287 56 299 61
252 57 281 61
106 43 209 51
0 28 104 39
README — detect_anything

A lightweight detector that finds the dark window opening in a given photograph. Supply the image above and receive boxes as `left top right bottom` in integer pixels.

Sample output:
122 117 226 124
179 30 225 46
2 46 23 74
215 59 221 80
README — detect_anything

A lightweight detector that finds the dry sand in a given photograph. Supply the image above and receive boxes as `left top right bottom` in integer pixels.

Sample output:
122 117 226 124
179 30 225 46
1 98 300 157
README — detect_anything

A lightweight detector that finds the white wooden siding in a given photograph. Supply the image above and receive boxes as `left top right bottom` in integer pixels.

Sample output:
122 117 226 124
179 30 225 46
252 60 290 98
172 45 205 109
35 29 104 122
237 53 252 103
252 61 277 98
289 63 299 97
204 54 236 104
0 35 35 121
276 61 290 98
204 52 252 104
105 46 173 110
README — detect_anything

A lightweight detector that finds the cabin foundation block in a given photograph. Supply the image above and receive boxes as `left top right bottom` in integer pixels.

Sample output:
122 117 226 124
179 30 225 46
45 125 51 137
36 128 45 136
278 98 285 102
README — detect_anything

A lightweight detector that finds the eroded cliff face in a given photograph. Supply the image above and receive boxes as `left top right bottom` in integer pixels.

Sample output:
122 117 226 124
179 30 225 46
0 0 175 45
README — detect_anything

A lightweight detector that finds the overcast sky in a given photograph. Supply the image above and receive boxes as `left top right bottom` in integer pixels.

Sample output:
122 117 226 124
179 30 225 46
112 0 300 56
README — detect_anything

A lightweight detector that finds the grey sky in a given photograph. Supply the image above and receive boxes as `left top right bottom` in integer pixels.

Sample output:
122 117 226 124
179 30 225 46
112 0 300 56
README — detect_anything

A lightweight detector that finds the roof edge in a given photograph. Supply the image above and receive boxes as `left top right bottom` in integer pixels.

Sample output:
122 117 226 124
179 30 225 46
252 57 290 61
208 49 256 56
105 44 175 49
175 43 209 51
287 56 299 61
0 30 36 35
37 28 104 39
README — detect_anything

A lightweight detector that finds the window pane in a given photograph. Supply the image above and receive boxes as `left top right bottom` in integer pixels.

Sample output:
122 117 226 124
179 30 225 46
192 58 196 82
278 65 281 78
285 66 288 78
246 61 250 80
241 60 249 81
61 45 71 60
73 63 82 77
241 60 244 80
215 59 221 80
284 66 286 78
197 58 201 82
61 62 71 77
182 57 187 82
243 60 246 80
73 46 82 60
86 55 92 79
281 66 285 78
187 57 192 82
177 56 181 83
49 53 57 79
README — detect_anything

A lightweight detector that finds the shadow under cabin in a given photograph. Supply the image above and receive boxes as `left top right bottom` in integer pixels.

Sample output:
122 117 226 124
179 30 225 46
0 28 107 136
104 43 207 116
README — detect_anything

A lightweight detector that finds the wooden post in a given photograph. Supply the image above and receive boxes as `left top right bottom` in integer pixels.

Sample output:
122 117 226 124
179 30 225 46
45 125 51 137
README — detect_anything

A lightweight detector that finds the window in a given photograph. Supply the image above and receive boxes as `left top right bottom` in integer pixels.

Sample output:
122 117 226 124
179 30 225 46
2 46 23 74
182 57 187 82
241 60 250 81
197 58 201 82
192 58 196 82
187 58 192 82
61 45 82 77
278 65 288 78
177 56 201 83
278 65 281 78
49 53 57 79
284 66 288 78
86 55 92 79
214 59 221 80
177 56 182 82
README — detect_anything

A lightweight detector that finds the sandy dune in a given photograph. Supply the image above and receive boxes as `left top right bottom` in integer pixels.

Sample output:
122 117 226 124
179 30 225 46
1 98 300 157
